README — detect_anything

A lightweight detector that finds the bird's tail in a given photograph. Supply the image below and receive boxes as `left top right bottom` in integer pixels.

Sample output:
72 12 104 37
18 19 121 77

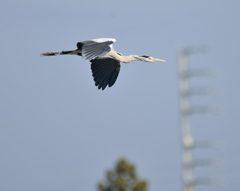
41 50 79 56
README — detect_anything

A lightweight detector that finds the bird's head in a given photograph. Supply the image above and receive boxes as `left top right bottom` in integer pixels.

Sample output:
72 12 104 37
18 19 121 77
141 55 166 62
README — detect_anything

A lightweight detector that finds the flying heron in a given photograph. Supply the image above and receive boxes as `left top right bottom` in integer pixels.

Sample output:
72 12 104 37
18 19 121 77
41 38 166 90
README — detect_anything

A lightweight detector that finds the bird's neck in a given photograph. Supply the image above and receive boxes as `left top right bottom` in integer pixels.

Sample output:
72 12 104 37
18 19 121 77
120 55 144 63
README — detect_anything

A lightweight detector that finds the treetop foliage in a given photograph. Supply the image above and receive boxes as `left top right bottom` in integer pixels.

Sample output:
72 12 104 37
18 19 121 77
98 159 148 191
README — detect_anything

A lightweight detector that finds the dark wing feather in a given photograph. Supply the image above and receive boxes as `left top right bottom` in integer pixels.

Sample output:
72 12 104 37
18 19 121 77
90 58 121 90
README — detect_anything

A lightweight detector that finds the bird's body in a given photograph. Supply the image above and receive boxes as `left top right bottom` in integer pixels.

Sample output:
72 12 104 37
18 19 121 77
41 38 165 90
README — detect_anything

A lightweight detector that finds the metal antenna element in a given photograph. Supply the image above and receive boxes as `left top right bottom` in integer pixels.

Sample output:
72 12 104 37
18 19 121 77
178 47 221 191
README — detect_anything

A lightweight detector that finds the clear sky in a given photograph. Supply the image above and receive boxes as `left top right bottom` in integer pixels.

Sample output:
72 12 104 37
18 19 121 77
1 0 240 191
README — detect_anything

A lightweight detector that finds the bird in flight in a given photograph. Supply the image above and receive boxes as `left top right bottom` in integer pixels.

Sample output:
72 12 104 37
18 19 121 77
41 38 166 90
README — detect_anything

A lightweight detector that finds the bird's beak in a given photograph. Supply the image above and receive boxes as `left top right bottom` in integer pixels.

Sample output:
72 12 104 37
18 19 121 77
154 58 166 62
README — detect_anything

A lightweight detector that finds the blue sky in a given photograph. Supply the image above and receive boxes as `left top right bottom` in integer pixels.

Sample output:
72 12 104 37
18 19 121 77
1 1 240 191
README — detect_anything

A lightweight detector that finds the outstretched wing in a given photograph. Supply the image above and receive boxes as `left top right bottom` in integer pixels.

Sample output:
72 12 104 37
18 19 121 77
90 58 121 90
77 38 116 60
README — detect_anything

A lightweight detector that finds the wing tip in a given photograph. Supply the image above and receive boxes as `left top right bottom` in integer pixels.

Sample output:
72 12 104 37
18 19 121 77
91 38 116 43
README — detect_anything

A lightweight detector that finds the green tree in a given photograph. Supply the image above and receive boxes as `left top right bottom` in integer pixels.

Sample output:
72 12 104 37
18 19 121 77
98 159 148 191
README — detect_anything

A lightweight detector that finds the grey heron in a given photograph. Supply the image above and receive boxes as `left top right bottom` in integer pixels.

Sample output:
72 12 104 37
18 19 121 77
41 38 166 90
